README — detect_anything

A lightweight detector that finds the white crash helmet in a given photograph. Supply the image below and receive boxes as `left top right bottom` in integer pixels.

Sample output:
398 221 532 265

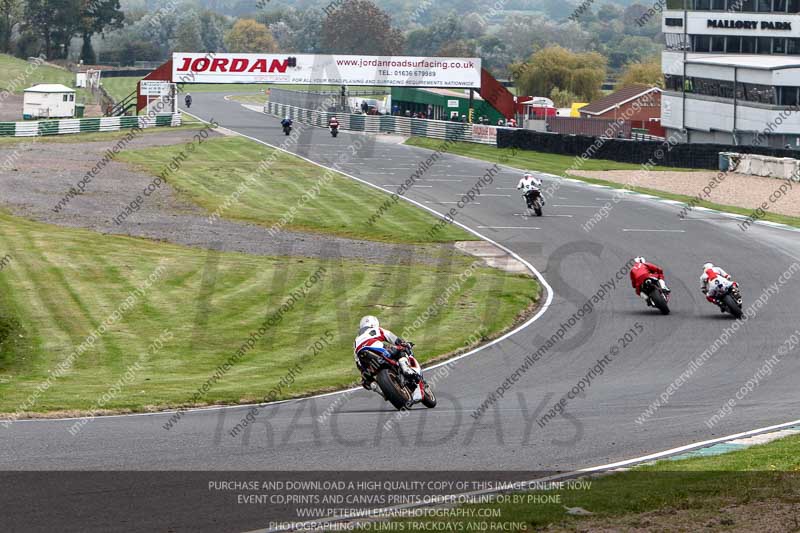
703 262 714 270
359 315 380 330
634 257 646 264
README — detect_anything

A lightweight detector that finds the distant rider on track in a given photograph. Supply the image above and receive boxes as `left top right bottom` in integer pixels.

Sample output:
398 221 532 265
630 257 671 303
354 316 415 391
281 115 293 128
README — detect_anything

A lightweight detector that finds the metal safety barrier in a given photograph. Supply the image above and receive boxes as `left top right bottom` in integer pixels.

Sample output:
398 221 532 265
0 113 182 137
264 101 501 145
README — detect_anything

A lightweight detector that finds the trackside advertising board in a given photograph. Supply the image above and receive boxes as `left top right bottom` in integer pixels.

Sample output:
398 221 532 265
172 53 482 88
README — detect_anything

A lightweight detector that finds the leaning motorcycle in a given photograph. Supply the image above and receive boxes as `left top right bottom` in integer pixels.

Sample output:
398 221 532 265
712 283 744 319
640 277 670 315
522 188 543 216
357 343 436 410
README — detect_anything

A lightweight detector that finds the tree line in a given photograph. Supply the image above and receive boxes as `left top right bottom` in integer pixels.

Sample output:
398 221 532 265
0 0 666 104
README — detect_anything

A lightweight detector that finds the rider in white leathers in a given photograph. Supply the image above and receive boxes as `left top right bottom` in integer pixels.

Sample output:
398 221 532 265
353 316 415 390
700 262 736 306
517 173 542 191
517 173 545 208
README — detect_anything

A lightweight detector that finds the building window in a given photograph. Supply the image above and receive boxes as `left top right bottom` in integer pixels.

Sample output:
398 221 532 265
775 0 787 10
686 77 788 105
686 34 800 54
780 86 799 105
758 0 771 10
737 82 776 104
712 0 726 7
790 0 800 11
62 94 68 102
665 17 683 26
665 75 684 91
693 34 711 52
666 33 691 51
694 0 712 7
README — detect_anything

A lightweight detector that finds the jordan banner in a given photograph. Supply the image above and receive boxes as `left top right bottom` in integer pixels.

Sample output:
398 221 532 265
172 53 482 88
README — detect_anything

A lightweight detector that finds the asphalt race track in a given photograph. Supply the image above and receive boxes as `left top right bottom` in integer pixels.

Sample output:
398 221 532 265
2 93 799 531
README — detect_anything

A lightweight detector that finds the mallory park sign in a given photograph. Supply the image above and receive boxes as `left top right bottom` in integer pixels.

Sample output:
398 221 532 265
707 19 791 30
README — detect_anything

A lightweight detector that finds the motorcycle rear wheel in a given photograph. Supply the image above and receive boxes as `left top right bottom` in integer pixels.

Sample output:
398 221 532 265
723 293 743 318
376 368 412 410
650 289 670 315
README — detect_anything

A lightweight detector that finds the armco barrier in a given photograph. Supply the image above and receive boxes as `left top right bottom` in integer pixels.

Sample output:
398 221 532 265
264 101 500 145
498 128 799 170
0 113 182 138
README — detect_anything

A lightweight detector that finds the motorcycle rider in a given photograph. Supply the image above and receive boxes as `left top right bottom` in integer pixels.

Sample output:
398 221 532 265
184 93 192 108
517 172 545 208
630 257 670 303
354 315 416 390
329 115 340 132
280 115 293 129
700 262 737 308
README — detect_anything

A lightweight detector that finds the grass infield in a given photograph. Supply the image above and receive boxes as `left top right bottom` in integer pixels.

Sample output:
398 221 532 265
119 136 472 243
0 133 538 415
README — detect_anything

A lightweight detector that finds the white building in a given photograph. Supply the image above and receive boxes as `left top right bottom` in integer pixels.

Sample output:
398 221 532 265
22 84 76 120
661 2 800 146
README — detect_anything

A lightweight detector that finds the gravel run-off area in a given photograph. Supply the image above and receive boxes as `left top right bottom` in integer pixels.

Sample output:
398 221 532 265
567 169 800 218
0 128 469 266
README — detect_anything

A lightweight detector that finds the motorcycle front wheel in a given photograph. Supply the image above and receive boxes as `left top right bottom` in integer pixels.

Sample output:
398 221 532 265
376 368 412 410
421 382 437 408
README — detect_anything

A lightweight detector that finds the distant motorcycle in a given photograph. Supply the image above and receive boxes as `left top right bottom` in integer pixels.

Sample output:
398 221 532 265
283 124 292 136
330 125 339 138
357 343 436 411
522 189 544 216
711 283 744 319
640 277 671 315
